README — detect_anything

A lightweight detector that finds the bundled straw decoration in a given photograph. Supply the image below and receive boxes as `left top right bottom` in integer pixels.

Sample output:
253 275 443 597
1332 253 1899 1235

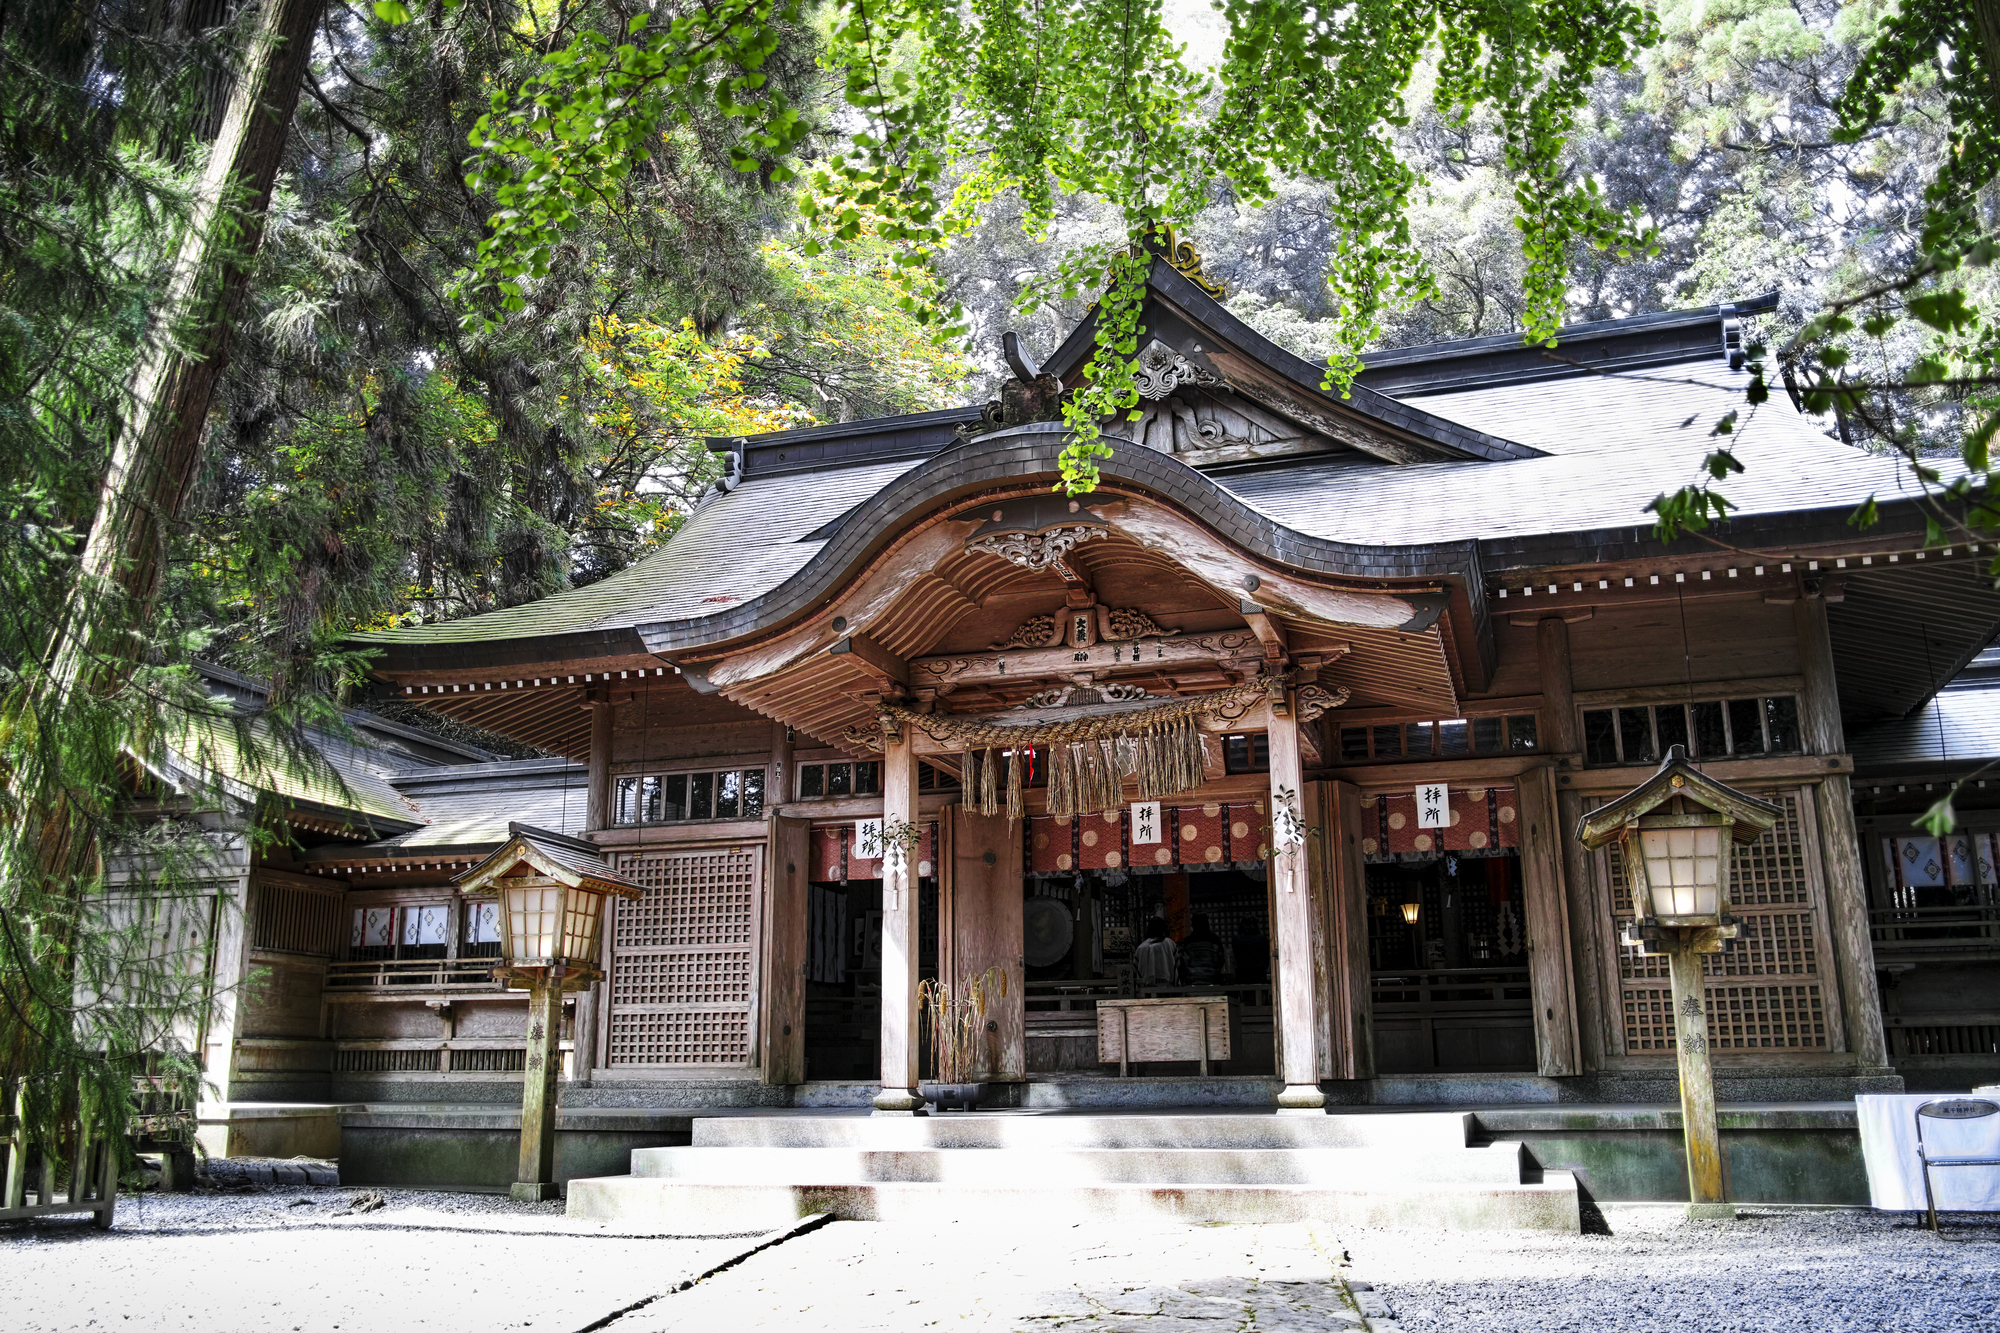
878 681 1267 822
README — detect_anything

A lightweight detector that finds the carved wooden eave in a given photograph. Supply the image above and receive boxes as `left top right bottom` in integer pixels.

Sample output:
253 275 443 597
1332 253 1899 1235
654 475 1466 759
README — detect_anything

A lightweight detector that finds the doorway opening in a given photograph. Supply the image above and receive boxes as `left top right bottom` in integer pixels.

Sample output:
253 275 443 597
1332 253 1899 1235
1021 868 1276 1076
801 876 938 1081
1367 850 1536 1074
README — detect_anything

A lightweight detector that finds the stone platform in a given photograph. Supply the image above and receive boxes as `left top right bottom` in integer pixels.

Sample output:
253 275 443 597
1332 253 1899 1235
564 1111 1583 1232
1472 1102 1867 1205
338 1105 692 1192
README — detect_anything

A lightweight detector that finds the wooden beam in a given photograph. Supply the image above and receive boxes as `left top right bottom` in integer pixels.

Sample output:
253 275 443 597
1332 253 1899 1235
1241 601 1288 664
1794 596 1844 754
913 631 1262 692
828 633 908 690
1536 617 1581 756
585 693 615 831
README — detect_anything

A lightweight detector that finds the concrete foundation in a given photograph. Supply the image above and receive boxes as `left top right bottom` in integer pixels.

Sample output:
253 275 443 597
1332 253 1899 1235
195 1103 360 1161
337 1107 691 1193
1473 1103 1868 1205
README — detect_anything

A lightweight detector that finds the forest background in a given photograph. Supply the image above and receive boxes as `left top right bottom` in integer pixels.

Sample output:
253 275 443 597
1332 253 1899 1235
0 0 1989 1143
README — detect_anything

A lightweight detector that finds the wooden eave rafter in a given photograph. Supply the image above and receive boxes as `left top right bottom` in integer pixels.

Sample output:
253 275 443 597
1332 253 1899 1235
674 490 1464 754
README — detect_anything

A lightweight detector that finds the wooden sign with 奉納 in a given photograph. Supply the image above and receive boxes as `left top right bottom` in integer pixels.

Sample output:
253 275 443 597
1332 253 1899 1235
1097 996 1230 1077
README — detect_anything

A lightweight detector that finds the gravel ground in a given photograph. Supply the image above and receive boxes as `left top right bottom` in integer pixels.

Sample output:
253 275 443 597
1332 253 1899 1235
1353 1204 2000 1333
0 1163 774 1333
7 1166 1998 1333
619 1215 1367 1332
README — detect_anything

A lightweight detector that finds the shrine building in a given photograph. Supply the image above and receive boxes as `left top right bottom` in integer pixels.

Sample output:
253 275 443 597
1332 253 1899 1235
186 244 2000 1187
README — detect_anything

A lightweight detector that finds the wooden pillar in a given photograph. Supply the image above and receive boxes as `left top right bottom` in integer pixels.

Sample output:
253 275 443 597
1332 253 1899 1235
1794 595 1889 1066
571 989 596 1087
1312 781 1374 1080
1556 785 1612 1070
510 979 564 1201
764 814 811 1084
1269 699 1325 1112
1666 935 1733 1219
1517 767 1581 1076
945 807 1027 1081
201 857 254 1102
584 694 615 832
1537 617 1581 755
874 732 924 1113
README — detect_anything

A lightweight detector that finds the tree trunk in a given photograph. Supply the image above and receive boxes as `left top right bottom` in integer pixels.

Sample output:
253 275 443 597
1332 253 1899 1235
28 0 324 902
68 0 324 643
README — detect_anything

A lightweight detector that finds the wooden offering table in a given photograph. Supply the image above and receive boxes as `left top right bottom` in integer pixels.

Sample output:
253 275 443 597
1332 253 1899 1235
1097 996 1231 1077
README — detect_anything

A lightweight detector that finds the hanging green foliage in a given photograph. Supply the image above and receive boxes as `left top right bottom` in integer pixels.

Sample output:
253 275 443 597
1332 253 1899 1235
447 0 1659 494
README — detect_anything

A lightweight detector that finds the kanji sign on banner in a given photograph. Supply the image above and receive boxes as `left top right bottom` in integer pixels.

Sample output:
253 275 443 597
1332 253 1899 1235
1415 783 1450 829
1131 801 1161 845
855 817 884 859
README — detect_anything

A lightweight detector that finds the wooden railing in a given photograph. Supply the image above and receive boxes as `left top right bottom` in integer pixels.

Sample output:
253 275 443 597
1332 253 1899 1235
1870 905 2000 957
324 958 506 992
1371 967 1533 1012
1 1092 118 1229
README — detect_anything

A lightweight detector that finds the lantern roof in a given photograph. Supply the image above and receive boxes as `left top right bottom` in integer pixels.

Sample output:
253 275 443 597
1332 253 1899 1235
454 822 644 899
1574 746 1784 851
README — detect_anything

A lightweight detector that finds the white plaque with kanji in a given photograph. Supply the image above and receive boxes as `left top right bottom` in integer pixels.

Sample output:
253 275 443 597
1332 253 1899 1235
855 817 884 860
1415 783 1450 829
1130 801 1162 845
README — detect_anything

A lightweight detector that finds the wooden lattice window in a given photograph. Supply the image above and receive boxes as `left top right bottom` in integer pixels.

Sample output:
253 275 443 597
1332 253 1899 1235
1604 789 1835 1054
251 877 344 957
606 848 760 1067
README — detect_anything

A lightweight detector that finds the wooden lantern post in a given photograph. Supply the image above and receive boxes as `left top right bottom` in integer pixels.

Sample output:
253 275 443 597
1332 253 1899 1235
1576 747 1780 1220
457 823 642 1202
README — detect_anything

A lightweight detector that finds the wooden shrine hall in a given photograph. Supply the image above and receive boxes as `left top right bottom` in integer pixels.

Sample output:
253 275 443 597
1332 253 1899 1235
328 246 2000 1119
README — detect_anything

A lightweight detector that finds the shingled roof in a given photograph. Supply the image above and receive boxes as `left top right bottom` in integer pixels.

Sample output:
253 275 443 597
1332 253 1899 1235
354 266 2000 737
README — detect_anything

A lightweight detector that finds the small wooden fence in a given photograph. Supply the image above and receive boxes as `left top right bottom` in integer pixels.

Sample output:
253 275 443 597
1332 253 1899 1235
0 1095 119 1229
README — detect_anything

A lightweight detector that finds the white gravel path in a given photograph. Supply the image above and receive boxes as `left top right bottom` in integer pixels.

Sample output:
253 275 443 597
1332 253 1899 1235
0 1181 770 1333
1352 1204 2000 1333
8 1171 1998 1333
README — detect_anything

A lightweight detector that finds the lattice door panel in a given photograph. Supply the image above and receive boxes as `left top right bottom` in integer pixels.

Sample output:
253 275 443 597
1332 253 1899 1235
607 848 760 1067
1603 789 1833 1054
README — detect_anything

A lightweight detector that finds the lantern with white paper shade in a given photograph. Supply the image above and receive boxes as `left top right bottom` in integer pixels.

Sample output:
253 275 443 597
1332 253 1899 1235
453 823 644 1203
1576 745 1781 932
1573 745 1783 1223
456 822 642 989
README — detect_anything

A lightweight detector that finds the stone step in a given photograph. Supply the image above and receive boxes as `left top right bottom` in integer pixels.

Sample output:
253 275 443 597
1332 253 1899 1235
629 1143 1532 1187
564 1171 1582 1232
689 1111 1473 1152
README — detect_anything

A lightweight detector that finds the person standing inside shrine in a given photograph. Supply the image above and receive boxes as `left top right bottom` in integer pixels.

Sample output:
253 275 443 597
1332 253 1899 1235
1133 917 1178 986
1181 913 1226 986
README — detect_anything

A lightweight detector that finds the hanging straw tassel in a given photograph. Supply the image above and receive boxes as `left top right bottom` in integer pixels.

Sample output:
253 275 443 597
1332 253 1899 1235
980 747 998 816
1006 746 1025 823
1052 743 1077 818
1093 738 1121 812
1075 741 1100 815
